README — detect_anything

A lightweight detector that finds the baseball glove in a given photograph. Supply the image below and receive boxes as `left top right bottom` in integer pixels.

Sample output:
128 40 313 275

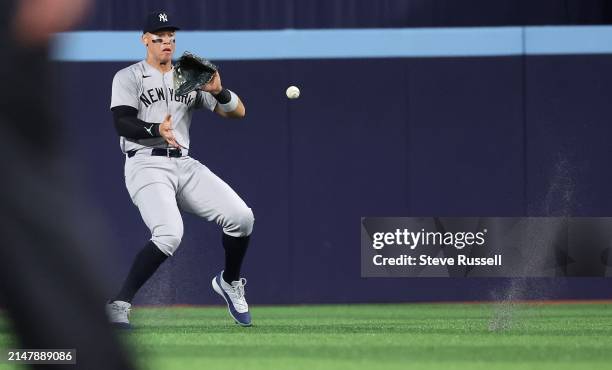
173 52 218 96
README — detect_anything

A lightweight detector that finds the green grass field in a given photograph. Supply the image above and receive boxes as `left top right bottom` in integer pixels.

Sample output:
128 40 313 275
1 302 612 369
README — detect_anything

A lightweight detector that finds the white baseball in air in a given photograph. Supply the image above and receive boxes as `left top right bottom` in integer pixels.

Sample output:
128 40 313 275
286 85 300 99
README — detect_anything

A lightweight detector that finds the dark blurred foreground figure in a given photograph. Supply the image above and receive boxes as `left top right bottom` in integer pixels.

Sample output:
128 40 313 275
0 0 135 369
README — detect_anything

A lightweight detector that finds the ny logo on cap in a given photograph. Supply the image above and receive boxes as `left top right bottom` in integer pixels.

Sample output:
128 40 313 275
159 13 168 22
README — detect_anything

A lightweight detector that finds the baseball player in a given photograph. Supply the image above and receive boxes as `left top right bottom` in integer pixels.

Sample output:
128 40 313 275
106 11 254 327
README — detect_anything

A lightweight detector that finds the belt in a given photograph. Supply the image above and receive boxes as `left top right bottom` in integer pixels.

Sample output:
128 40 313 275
127 148 183 158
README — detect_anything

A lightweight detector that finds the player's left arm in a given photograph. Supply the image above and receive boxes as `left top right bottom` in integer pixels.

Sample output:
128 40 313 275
202 71 246 119
213 96 245 119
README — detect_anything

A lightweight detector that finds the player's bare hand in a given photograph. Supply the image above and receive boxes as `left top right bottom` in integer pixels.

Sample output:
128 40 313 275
159 114 180 148
202 72 222 95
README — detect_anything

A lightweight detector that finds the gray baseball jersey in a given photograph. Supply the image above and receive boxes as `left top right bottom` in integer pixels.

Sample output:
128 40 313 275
110 60 254 256
110 60 217 152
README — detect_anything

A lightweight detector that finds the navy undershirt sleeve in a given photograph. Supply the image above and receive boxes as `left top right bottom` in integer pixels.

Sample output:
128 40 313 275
111 105 161 139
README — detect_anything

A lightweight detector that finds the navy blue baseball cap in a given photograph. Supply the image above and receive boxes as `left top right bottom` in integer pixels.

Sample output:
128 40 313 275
143 11 180 34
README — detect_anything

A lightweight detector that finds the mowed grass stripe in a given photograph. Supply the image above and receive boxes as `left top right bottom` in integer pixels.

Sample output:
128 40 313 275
1 303 612 370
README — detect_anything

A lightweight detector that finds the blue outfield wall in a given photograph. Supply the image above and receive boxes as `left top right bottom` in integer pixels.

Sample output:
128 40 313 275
51 26 612 61
78 0 612 30
53 28 612 304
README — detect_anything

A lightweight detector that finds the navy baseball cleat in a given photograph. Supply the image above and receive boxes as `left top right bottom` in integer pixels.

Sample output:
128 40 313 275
212 271 252 327
105 300 132 329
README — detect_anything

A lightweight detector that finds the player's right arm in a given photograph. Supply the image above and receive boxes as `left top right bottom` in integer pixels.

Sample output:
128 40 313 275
112 109 179 148
110 68 179 147
111 105 160 139
110 68 159 139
